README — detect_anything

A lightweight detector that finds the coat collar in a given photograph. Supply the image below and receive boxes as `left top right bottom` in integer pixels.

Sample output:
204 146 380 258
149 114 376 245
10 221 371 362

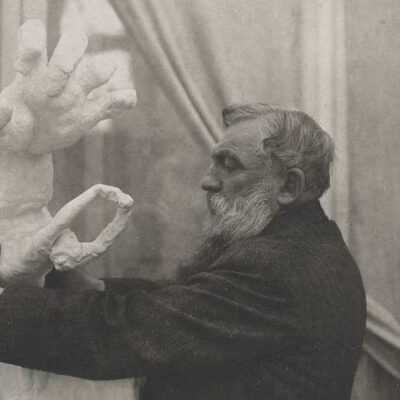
262 200 331 237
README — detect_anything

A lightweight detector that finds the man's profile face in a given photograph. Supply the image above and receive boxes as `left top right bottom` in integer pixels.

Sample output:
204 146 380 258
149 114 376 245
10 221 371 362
200 118 281 241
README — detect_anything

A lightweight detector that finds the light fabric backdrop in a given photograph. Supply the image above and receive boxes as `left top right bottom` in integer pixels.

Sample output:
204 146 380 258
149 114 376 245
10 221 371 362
1 0 400 399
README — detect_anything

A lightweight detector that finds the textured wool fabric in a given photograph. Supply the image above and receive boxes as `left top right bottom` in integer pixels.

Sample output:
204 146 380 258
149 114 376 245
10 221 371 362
0 202 366 400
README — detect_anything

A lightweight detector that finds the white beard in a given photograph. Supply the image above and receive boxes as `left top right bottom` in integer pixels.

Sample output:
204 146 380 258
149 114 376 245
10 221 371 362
205 180 280 243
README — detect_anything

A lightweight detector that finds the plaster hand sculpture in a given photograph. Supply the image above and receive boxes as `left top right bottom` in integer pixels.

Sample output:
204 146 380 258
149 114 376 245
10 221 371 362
0 20 138 400
0 19 136 285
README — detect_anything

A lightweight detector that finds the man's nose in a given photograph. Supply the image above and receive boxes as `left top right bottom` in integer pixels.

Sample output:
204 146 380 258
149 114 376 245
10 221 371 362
201 174 222 193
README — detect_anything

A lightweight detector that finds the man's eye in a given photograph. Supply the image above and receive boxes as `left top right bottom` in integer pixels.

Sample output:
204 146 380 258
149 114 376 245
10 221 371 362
220 156 240 171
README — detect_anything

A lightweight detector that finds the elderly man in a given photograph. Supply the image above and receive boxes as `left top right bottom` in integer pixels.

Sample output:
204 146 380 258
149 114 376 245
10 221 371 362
0 104 366 400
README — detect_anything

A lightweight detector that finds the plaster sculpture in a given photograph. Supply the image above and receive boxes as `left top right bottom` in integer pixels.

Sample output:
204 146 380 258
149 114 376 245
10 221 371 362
0 20 138 399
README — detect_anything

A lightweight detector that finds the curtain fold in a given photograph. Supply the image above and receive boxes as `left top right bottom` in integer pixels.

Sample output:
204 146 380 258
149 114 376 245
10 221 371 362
109 0 221 150
364 297 400 380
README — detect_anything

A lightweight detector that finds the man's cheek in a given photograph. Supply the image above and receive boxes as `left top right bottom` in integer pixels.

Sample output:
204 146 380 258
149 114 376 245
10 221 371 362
225 171 264 197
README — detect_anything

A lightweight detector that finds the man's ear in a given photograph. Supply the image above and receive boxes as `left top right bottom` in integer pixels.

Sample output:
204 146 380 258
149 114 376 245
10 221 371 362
277 168 305 206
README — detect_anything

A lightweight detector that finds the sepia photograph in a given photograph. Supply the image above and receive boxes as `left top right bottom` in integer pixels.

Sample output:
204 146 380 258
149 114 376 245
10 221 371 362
0 0 398 399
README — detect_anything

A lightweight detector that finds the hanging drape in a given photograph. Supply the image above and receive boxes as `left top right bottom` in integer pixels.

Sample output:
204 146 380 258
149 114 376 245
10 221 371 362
108 0 305 151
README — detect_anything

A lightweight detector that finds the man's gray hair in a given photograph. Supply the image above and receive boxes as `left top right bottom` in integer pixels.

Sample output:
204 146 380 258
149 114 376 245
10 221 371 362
222 103 335 199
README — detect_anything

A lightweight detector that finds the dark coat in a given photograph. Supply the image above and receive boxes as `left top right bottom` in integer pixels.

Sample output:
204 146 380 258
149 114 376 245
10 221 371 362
0 201 366 400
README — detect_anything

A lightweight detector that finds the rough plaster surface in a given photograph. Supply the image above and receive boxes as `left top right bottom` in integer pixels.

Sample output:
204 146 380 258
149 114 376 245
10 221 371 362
0 19 137 400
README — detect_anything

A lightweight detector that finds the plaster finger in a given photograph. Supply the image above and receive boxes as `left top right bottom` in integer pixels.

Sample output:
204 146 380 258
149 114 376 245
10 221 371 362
94 185 134 209
32 225 62 256
117 193 134 210
84 204 133 259
32 208 85 254
83 89 137 129
14 19 47 75
32 191 96 252
49 25 88 74
46 27 88 97
51 241 99 271
50 186 133 269
45 65 70 97
75 56 116 95
50 229 83 271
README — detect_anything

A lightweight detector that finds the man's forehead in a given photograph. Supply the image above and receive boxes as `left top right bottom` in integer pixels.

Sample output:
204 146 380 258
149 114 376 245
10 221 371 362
215 118 271 152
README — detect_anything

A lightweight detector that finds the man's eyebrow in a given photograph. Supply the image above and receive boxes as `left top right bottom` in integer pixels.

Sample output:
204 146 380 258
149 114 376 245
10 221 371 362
212 148 239 160
211 148 245 168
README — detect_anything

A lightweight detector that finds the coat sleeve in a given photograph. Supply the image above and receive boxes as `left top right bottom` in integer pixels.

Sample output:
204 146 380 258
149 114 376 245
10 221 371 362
45 268 166 293
0 247 302 380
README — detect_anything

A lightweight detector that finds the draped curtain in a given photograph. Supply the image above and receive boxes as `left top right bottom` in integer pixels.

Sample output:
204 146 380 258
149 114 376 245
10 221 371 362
2 0 400 399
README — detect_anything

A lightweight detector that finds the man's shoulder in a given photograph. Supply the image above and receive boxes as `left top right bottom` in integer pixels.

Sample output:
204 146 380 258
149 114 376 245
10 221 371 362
223 224 328 261
215 222 357 282
216 234 304 275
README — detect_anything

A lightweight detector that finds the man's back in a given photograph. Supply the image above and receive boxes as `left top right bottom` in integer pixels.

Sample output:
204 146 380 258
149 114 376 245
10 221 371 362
143 201 366 400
